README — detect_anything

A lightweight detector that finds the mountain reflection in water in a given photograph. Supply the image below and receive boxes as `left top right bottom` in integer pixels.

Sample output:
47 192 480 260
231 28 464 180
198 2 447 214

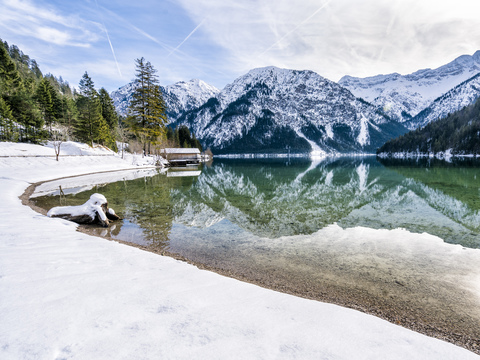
174 157 480 248
33 157 480 249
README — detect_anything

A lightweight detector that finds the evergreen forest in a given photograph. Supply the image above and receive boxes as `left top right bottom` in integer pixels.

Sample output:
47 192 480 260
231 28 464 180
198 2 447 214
0 38 203 156
0 38 118 150
377 96 480 156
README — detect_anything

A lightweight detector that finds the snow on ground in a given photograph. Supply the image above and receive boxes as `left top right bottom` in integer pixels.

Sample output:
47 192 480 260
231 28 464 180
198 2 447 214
0 142 478 360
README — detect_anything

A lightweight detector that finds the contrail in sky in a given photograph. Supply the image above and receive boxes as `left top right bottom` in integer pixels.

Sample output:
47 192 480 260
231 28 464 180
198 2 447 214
167 19 206 58
130 24 173 51
95 0 122 77
103 25 122 77
97 5 198 57
96 6 227 78
258 0 332 58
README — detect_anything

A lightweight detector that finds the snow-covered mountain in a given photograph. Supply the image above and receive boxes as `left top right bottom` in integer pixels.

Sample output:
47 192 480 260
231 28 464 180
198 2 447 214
175 66 406 154
162 79 219 121
110 79 219 121
339 51 480 123
110 82 136 117
406 72 480 129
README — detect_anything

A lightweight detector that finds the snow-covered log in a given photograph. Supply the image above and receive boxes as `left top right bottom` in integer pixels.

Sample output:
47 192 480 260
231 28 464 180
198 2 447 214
47 193 120 227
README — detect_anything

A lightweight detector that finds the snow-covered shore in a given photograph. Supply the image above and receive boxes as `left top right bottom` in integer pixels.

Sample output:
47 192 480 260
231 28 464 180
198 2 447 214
0 142 478 359
376 149 480 161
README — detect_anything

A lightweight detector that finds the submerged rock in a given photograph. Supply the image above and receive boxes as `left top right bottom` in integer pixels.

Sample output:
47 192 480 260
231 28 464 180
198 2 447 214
47 193 120 227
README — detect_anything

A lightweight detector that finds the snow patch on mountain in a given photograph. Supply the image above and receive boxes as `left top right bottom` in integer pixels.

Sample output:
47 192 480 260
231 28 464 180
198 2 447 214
295 129 326 157
325 124 334 140
357 114 370 147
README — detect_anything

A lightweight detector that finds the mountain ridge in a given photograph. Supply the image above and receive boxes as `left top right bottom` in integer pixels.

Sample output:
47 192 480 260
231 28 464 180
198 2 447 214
174 66 406 154
110 51 480 154
377 95 480 156
406 72 480 129
339 51 480 122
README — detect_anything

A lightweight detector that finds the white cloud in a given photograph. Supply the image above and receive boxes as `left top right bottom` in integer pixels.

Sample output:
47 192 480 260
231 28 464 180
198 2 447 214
176 0 480 81
0 0 101 47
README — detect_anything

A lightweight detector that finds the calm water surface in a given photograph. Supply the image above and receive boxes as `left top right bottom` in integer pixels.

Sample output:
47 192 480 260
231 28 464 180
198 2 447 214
32 157 480 349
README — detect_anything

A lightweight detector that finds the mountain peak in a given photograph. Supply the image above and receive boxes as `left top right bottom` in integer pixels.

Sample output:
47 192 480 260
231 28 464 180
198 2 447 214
219 66 332 108
110 78 219 119
166 78 219 96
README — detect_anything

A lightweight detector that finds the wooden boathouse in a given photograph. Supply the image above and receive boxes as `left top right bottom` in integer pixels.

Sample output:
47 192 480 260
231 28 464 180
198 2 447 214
161 148 201 167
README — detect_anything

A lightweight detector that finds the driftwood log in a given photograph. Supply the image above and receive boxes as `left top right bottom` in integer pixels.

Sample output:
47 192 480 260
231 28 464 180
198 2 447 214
47 193 120 227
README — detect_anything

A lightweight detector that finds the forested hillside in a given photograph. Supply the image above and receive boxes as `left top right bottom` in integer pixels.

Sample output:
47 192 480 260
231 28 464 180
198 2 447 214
377 96 480 156
0 39 205 156
0 38 118 149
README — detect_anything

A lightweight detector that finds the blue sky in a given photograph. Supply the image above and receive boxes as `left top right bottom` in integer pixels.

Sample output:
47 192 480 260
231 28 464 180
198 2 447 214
1 0 480 92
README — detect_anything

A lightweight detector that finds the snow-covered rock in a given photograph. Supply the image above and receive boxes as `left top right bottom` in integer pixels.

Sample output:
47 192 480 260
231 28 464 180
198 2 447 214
47 193 119 227
339 51 480 122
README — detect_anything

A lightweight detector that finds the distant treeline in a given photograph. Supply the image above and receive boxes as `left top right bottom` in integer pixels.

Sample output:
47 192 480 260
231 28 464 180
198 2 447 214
166 125 202 151
377 96 480 155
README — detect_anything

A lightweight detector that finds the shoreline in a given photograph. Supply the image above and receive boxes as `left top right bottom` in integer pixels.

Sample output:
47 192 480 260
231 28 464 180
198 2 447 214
21 173 480 355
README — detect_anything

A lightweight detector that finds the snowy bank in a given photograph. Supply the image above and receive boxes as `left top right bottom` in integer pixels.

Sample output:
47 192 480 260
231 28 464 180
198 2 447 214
377 149 479 161
0 142 478 359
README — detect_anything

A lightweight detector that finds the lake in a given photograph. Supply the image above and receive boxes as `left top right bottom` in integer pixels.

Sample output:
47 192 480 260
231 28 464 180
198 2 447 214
31 156 480 351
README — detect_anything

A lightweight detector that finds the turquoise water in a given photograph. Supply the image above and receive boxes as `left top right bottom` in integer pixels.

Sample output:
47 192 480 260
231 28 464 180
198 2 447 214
32 157 480 249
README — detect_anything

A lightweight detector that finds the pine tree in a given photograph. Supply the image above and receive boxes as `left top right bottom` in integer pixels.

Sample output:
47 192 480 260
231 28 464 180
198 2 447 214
127 57 167 153
178 125 191 147
58 97 77 130
98 87 118 130
1 42 47 142
192 133 202 151
36 77 58 129
146 83 167 142
29 59 42 79
0 42 22 94
78 71 96 98
0 96 18 141
75 72 109 147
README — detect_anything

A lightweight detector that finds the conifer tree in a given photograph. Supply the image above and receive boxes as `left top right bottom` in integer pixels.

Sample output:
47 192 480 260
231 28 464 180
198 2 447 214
78 71 96 97
75 72 110 147
0 43 22 96
98 87 118 130
1 41 46 142
127 57 167 153
36 77 58 129
59 97 77 129
29 59 42 79
0 96 18 141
